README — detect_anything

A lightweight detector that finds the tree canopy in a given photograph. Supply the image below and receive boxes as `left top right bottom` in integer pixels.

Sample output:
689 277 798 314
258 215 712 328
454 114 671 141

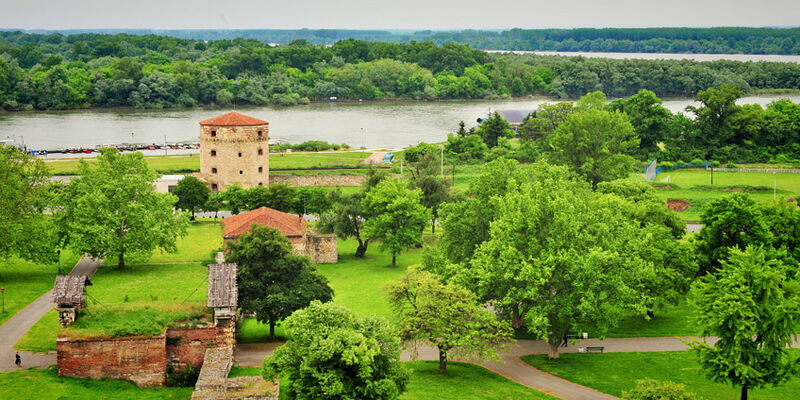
173 175 210 220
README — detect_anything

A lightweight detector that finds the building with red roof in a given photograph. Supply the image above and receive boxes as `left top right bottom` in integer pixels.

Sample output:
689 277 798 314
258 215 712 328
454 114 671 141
198 112 270 191
222 206 308 252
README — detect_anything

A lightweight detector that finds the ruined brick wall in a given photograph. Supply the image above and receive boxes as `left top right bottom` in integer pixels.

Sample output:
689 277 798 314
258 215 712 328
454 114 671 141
200 124 270 191
307 234 338 264
57 336 166 387
270 174 365 187
166 324 235 371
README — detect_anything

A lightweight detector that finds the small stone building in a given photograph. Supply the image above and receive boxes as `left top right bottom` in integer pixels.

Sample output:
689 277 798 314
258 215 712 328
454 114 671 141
199 111 270 191
222 207 337 263
53 275 91 327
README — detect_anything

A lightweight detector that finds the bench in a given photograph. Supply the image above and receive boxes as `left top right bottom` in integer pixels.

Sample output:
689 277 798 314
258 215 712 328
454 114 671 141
585 346 604 353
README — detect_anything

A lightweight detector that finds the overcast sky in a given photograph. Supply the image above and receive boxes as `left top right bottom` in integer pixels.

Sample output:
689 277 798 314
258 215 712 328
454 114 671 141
1 0 798 30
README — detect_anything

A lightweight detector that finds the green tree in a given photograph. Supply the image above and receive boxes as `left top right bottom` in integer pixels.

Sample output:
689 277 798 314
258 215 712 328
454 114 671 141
404 143 450 233
475 112 515 148
518 102 574 142
694 193 771 275
221 184 247 214
549 108 639 188
690 246 800 400
386 267 512 374
362 179 431 266
686 84 743 184
263 301 409 400
608 90 675 157
172 175 210 220
0 144 57 264
204 191 224 219
56 148 188 268
226 225 333 339
463 174 651 358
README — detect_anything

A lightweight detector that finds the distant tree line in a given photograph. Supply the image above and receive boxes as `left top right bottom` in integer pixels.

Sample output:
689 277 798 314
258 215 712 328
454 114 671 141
0 32 800 110
19 27 800 54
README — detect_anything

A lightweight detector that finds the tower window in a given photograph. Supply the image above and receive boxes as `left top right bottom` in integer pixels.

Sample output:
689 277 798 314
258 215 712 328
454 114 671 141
210 150 216 156
238 152 242 157
258 182 263 186
258 130 263 138
258 167 263 173
212 168 217 174
211 183 218 190
239 170 243 174
211 130 216 137
258 149 263 155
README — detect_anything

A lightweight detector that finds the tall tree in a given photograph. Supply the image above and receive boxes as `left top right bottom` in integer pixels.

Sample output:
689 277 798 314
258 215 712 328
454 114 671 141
0 144 57 264
690 247 800 400
549 108 639 188
475 112 515 148
362 179 430 266
56 148 187 268
405 143 450 233
686 84 743 184
172 175 210 220
386 267 512 374
608 89 675 157
263 301 409 400
226 225 333 339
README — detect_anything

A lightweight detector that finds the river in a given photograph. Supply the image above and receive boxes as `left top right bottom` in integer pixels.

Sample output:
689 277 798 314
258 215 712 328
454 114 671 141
1 94 799 156
484 50 800 64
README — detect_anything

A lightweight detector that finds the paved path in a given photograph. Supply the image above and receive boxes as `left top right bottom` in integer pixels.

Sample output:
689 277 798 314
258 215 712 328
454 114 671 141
0 256 101 372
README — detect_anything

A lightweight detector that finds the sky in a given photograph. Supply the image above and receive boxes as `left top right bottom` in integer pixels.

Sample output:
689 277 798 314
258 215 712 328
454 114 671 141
1 0 798 30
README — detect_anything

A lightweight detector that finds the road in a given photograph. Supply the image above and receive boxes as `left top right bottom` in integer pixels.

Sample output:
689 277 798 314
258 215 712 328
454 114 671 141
0 256 101 372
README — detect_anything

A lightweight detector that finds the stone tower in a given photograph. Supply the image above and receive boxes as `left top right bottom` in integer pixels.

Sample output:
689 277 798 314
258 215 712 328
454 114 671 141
199 111 269 191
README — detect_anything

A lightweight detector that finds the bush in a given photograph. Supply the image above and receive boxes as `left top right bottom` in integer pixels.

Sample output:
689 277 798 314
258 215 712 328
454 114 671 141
621 379 698 400
166 363 200 387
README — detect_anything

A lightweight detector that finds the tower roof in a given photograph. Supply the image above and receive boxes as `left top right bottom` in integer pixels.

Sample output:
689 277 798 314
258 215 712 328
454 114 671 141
199 111 268 127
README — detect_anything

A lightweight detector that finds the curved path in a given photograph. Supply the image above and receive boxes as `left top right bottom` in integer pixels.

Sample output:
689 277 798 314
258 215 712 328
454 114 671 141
0 256 100 372
234 336 733 400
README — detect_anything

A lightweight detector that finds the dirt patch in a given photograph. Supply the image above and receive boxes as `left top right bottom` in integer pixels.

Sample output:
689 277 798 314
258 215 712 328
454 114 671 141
361 152 388 165
666 199 690 212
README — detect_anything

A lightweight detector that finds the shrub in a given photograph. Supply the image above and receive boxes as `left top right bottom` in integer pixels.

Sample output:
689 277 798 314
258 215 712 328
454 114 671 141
166 363 200 387
621 379 698 400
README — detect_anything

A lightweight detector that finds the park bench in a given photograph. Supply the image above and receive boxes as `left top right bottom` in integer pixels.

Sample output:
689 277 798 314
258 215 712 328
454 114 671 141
585 346 605 353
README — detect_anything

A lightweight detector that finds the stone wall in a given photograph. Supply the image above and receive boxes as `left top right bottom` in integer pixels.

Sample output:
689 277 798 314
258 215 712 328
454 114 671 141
270 174 365 187
166 324 235 371
57 335 167 387
306 234 338 264
200 124 270 191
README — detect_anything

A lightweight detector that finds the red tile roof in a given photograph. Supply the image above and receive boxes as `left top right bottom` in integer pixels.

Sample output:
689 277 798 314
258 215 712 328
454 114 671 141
199 111 268 127
222 207 306 239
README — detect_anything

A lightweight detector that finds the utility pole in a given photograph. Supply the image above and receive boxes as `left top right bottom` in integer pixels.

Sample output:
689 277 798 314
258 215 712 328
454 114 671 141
57 249 61 275
774 172 777 200
440 147 444 179
361 128 365 150
164 135 168 156
400 154 403 176
1 287 4 314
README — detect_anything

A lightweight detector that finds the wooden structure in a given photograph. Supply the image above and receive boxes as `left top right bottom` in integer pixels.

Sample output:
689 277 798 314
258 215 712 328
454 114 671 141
52 275 91 327
207 263 238 326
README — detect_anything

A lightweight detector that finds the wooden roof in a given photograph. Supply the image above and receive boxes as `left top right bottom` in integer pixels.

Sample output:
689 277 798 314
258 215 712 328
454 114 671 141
53 275 91 305
207 263 238 308
222 207 306 239
199 112 268 127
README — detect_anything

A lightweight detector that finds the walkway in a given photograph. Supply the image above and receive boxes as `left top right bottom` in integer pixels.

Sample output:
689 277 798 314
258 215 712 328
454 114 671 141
233 336 734 400
0 256 101 372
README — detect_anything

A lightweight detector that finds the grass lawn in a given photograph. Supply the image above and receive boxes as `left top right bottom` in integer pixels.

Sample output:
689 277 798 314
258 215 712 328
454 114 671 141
603 300 698 338
0 250 81 327
237 318 288 343
15 309 58 353
523 351 800 400
0 366 193 400
45 151 371 175
103 220 221 267
642 169 800 220
230 361 556 400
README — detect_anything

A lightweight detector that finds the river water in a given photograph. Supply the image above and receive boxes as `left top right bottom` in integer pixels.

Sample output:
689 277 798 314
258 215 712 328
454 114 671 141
1 94 799 155
484 50 800 64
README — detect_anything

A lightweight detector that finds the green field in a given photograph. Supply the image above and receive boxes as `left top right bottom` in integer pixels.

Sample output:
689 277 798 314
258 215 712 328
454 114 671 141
0 250 81 327
603 300 698 338
44 151 371 175
0 366 193 400
15 310 58 353
642 169 800 220
523 351 800 400
103 220 222 267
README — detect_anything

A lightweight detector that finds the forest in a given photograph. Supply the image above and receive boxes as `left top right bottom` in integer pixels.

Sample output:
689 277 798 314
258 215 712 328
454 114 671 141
0 31 799 110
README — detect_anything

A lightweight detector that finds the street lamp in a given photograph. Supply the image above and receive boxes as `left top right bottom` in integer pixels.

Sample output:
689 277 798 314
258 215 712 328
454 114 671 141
1 287 5 314
57 249 62 275
361 128 365 150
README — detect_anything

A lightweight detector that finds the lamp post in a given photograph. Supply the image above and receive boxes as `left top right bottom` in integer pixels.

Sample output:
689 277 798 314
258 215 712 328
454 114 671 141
774 172 777 200
57 249 62 275
1 287 5 314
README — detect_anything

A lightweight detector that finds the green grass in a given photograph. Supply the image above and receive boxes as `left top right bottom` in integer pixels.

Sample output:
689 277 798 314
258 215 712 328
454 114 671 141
523 351 800 400
0 366 193 400
45 151 371 175
230 361 556 400
0 250 81 327
105 220 222 266
603 301 698 338
236 318 288 343
15 309 58 353
643 169 800 220
62 303 210 340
